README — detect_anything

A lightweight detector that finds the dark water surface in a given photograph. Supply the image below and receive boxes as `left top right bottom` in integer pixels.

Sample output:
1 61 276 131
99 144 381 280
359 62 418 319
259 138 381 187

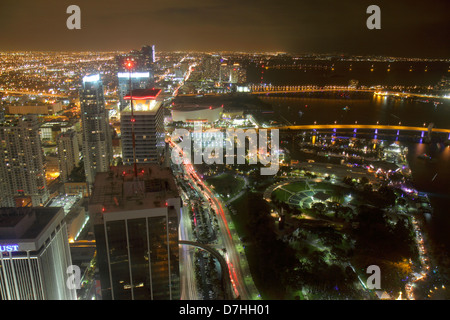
260 93 450 259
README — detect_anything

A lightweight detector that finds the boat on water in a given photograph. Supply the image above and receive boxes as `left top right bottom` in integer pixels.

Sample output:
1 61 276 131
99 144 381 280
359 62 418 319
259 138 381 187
342 106 350 111
418 153 432 160
416 192 433 216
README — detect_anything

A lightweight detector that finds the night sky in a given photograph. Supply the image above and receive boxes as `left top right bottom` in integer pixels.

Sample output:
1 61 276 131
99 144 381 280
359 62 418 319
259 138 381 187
0 0 449 57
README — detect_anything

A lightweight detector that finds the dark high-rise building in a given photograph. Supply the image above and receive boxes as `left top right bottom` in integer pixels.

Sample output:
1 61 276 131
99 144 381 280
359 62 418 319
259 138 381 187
80 74 113 187
120 88 165 165
0 115 49 207
141 44 156 68
88 164 181 300
0 207 76 300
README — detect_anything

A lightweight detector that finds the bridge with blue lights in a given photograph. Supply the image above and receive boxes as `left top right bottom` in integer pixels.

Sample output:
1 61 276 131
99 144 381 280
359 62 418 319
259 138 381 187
261 123 450 141
248 85 444 100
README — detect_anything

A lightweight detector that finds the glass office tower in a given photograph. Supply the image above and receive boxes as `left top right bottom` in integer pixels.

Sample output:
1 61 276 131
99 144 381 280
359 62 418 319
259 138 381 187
89 164 181 300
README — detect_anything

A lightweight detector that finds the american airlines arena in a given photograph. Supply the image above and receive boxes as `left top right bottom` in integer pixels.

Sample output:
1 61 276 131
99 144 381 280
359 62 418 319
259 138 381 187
171 104 223 123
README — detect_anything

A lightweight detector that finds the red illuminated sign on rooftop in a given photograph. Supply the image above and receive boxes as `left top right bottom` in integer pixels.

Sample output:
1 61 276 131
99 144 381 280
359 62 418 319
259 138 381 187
124 88 161 100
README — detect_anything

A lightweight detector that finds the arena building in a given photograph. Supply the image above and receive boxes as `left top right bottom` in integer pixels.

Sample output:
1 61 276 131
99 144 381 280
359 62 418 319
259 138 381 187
171 104 222 123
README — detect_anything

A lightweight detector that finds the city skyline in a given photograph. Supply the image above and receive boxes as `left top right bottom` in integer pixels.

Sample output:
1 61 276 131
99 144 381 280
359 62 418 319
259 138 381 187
0 1 448 58
1 1 450 303
0 44 449 302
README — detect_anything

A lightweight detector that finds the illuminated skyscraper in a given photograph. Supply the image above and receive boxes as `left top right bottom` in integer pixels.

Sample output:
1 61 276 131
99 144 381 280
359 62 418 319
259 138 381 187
219 62 246 84
120 88 165 165
88 164 181 300
0 207 76 300
0 115 49 207
202 54 221 81
80 74 112 188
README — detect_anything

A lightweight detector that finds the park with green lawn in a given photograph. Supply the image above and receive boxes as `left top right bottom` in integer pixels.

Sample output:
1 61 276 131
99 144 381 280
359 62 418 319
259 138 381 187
195 158 420 299
205 172 246 201
266 175 420 299
225 170 419 299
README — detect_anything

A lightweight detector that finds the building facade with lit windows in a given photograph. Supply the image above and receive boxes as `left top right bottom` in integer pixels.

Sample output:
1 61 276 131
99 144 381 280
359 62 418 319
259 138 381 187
120 88 165 165
0 207 76 300
88 164 181 300
80 74 113 187
56 129 80 183
219 62 246 84
0 115 49 207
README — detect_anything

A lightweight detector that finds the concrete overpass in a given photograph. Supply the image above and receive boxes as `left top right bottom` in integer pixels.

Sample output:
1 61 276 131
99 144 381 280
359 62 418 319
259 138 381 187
179 240 236 300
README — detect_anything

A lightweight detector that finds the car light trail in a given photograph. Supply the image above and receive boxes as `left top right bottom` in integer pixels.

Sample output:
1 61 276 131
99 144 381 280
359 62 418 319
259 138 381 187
170 138 241 296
